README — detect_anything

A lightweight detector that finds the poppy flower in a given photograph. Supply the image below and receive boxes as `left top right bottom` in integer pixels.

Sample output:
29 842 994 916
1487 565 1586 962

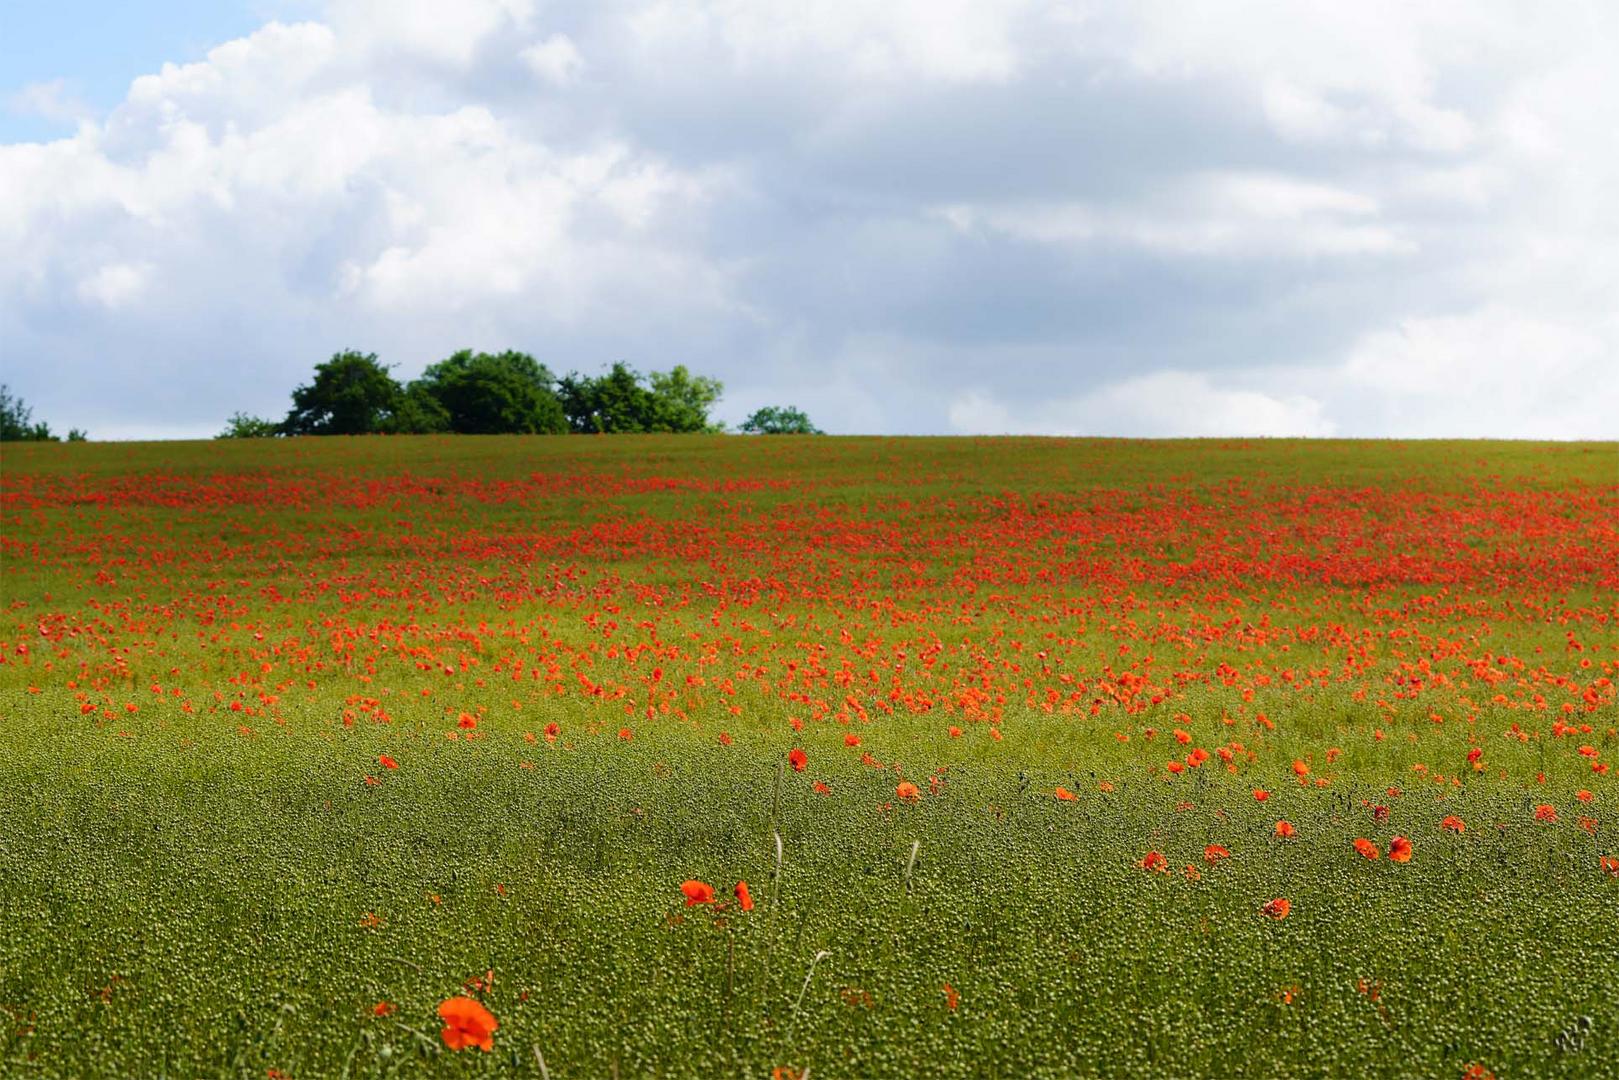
1274 820 1296 839
618 727 633 741
1054 786 1076 802
1291 759 1309 778
895 781 921 801
1166 761 1185 774
812 781 831 795
1203 844 1231 863
457 713 477 730
717 731 732 746
734 881 754 912
1576 789 1593 803
844 734 861 747
681 880 716 906
1600 856 1619 878
1262 897 1291 919
948 726 962 738
1534 804 1558 823
788 748 807 772
1187 748 1209 767
1388 836 1412 863
373 1001 396 1017
1140 850 1168 873
1440 815 1465 834
1353 838 1380 860
1253 789 1270 802
379 754 398 770
438 996 497 1052
545 721 561 741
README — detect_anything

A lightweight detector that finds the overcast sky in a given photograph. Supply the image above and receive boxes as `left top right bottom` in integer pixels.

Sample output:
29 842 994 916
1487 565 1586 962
3 1 1616 440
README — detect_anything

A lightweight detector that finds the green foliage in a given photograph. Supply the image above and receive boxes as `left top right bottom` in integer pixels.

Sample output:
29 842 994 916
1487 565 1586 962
0 384 61 441
742 405 823 435
215 412 280 439
387 383 453 435
559 361 724 433
279 351 401 436
66 429 89 442
648 365 726 433
406 350 567 435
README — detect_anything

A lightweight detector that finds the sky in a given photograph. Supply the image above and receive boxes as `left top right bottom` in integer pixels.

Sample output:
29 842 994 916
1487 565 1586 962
2 1 1616 440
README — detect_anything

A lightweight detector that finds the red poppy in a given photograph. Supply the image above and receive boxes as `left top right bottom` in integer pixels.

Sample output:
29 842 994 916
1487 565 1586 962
1054 786 1076 802
457 713 477 730
1253 789 1270 802
1262 897 1291 919
1353 838 1380 860
1388 836 1412 863
788 748 808 772
895 781 921 801
1274 820 1296 839
438 996 497 1052
681 880 716 906
1441 815 1465 834
1534 804 1557 823
378 754 398 770
1203 844 1231 863
844 734 861 747
1140 850 1168 873
734 881 754 912
373 1001 396 1017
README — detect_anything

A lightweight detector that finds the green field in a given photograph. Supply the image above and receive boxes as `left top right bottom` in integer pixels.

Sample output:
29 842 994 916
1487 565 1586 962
2 436 1615 1078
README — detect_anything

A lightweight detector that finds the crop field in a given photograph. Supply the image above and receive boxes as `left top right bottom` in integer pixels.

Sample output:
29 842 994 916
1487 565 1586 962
0 436 1615 1079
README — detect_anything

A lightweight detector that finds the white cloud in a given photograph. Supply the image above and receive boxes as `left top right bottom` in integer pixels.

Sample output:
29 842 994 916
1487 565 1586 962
77 262 152 309
949 373 1335 438
521 34 585 86
7 79 93 126
936 171 1412 259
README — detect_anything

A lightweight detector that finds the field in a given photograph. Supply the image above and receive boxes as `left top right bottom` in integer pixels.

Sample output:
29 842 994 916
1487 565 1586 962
1 436 1615 1079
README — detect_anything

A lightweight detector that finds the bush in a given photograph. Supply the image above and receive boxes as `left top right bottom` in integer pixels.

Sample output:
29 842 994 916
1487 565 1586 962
216 413 280 439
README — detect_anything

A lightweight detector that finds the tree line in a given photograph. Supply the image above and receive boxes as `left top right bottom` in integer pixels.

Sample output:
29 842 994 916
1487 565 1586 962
221 351 822 437
0 385 86 442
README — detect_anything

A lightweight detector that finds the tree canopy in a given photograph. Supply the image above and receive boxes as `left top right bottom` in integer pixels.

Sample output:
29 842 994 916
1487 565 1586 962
279 352 400 436
740 405 823 435
248 352 729 438
407 350 567 435
557 362 724 434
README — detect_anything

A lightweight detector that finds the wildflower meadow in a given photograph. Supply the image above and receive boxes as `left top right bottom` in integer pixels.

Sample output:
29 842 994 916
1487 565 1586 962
1 436 1615 1078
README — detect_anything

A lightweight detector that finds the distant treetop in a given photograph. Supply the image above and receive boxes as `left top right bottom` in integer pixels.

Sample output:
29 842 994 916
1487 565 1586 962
741 405 823 435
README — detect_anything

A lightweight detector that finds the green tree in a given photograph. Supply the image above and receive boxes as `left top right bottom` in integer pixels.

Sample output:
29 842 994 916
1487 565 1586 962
279 351 401 436
740 405 822 435
407 350 566 434
557 362 653 434
558 362 724 434
216 412 280 439
387 383 452 435
648 365 725 433
0 384 60 441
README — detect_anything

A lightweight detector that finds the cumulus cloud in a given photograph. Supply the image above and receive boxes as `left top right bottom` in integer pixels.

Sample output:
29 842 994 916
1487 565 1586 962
1 1 1615 438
